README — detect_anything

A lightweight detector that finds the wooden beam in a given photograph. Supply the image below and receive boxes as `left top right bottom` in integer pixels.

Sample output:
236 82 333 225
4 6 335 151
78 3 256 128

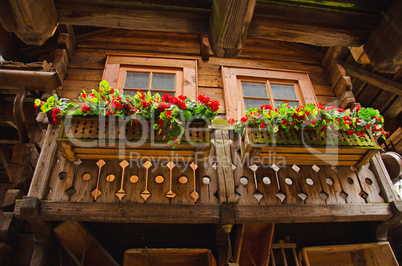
14 200 393 224
15 201 221 223
0 0 58 45
54 1 380 50
209 0 256 58
364 0 402 73
236 204 392 223
339 61 402 96
54 221 119 266
248 16 367 47
56 2 209 35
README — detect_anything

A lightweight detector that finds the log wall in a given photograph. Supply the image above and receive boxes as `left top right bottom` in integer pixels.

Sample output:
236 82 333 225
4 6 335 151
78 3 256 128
60 29 336 117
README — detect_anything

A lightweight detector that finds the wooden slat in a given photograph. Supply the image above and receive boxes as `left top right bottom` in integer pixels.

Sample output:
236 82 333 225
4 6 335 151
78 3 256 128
214 130 236 202
15 201 221 223
208 0 256 58
236 204 392 223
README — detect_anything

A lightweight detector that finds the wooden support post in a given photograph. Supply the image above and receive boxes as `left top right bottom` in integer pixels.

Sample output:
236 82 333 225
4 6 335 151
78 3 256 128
19 197 52 266
214 130 236 202
370 153 400 203
209 0 256 58
28 124 59 199
376 201 402 241
0 0 58 45
57 24 76 60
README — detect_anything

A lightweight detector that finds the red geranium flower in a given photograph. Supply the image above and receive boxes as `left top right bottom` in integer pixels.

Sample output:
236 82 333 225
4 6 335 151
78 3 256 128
228 118 235 125
347 129 353 135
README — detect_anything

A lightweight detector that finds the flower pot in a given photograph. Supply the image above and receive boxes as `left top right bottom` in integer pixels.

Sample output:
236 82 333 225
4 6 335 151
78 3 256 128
241 126 380 168
56 116 211 162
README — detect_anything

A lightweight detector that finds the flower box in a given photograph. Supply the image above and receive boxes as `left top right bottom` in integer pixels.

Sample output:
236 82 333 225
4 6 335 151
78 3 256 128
56 116 211 162
241 127 380 168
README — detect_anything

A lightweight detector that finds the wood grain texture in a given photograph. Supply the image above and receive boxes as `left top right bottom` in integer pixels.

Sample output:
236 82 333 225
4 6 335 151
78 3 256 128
236 204 392 223
15 201 221 223
364 0 402 73
339 61 402 96
0 0 58 45
27 125 59 199
209 0 256 58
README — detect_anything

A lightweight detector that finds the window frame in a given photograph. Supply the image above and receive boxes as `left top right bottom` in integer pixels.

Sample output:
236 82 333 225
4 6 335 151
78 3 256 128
221 66 318 119
102 55 198 100
117 66 183 96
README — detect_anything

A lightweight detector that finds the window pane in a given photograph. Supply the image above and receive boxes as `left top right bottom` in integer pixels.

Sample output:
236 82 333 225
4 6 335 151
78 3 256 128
271 84 297 100
125 72 149 89
151 91 174 97
152 74 175 91
241 82 268 98
275 100 299 108
123 90 137 96
244 99 269 110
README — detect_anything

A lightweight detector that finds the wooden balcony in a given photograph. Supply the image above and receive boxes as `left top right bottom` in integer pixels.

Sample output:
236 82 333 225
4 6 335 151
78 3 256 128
14 124 400 226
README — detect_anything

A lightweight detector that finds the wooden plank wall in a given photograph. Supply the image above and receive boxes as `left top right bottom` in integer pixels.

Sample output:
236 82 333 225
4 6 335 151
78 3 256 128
60 29 336 118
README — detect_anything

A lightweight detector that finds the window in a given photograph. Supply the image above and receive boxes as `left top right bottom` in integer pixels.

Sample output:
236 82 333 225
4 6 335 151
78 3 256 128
222 66 317 119
118 66 182 97
102 55 198 100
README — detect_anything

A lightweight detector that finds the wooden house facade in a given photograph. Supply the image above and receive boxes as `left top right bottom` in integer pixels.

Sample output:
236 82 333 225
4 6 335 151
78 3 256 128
0 0 401 265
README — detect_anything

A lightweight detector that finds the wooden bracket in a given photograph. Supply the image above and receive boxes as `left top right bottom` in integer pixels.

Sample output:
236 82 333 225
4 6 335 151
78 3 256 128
200 34 210 61
376 201 402 241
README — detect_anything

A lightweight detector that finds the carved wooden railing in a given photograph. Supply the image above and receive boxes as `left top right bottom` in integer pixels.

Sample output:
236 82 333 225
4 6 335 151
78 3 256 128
15 123 400 225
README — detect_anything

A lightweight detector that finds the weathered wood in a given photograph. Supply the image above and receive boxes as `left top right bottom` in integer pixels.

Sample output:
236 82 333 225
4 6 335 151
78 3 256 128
301 242 398 266
0 70 61 91
2 189 24 212
0 0 58 45
236 204 392 223
209 0 256 58
7 163 33 194
237 223 274 266
200 34 211 61
339 61 402 96
364 0 402 73
11 143 39 169
54 220 119 266
19 197 52 266
349 46 370 64
376 201 402 241
56 2 209 35
27 124 59 199
249 17 367 47
57 25 76 60
51 49 69 82
15 201 221 223
214 130 236 202
369 153 400 203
